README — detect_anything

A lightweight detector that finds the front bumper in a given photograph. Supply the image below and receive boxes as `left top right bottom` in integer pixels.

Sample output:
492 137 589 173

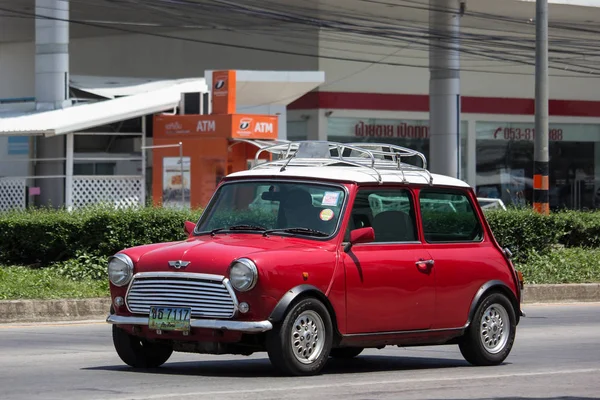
106 314 273 333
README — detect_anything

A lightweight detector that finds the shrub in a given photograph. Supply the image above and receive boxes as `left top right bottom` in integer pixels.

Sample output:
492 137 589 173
2 205 600 269
0 205 203 266
552 210 600 248
0 207 83 267
49 251 109 281
484 208 566 262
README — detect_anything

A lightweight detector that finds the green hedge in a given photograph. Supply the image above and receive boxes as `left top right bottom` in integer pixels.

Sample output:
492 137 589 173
2 206 600 268
0 206 203 266
484 208 600 263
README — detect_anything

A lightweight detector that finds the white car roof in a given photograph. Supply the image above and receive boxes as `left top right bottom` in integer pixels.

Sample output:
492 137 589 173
227 166 469 187
226 141 471 188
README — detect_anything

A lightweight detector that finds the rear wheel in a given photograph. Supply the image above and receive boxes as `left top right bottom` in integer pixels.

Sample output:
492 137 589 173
112 325 173 368
459 292 516 366
266 297 333 376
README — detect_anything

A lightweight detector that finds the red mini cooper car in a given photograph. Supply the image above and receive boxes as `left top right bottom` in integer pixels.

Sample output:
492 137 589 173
106 141 525 376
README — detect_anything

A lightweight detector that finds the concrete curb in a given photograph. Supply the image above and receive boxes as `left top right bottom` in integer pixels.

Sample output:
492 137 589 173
1 284 599 324
0 298 111 324
522 283 600 304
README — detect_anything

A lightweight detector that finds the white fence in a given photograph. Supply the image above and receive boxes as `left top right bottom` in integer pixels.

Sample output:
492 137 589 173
0 177 26 211
72 176 143 209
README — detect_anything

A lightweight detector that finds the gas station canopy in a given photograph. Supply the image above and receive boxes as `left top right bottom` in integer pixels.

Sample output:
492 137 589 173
205 70 325 111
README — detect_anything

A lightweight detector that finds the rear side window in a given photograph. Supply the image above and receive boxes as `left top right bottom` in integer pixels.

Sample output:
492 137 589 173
347 188 418 243
419 190 483 243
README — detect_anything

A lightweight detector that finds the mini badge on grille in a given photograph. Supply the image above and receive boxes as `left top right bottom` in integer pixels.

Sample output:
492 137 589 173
168 260 190 269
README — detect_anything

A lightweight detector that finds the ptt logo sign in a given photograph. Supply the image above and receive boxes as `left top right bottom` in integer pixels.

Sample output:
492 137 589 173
196 120 216 132
239 118 253 131
214 79 226 90
213 76 228 96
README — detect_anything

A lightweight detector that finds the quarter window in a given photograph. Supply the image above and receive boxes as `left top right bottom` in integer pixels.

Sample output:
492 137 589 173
347 188 418 243
419 190 483 243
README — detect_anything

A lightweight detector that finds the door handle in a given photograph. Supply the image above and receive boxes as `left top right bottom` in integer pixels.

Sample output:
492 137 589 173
416 259 434 271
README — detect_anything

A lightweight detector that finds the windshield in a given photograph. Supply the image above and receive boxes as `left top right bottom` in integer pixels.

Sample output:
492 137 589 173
196 181 347 238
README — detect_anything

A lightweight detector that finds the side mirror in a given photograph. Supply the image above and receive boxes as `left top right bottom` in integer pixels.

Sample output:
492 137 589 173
184 221 196 236
344 227 375 252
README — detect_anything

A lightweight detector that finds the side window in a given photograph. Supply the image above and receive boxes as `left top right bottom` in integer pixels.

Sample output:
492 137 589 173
419 190 483 243
347 188 418 243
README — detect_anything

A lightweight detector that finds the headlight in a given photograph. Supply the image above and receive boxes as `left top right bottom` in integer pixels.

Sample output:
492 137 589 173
108 253 134 287
229 258 258 292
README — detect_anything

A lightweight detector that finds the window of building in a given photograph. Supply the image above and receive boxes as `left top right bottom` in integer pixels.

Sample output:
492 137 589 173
475 122 600 210
287 120 309 141
74 162 116 175
347 188 418 243
327 117 468 180
419 189 482 243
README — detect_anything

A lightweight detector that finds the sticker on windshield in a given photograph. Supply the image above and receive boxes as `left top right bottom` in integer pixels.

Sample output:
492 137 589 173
321 192 340 206
320 209 335 221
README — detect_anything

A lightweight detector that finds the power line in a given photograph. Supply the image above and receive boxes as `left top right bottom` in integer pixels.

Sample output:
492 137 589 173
4 1 600 78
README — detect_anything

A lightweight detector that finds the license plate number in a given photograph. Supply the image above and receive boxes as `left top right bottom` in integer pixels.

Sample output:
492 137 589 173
148 306 191 332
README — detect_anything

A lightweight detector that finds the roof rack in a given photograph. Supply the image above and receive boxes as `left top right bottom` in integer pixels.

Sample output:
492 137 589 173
252 140 433 184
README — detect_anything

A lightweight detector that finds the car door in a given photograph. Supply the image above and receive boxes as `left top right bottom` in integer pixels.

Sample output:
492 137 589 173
417 188 492 330
342 186 436 334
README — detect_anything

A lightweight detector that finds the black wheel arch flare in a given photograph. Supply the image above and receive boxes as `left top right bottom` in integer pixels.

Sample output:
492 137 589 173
467 280 522 327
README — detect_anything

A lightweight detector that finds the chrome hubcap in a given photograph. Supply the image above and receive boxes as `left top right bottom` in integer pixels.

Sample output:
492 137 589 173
480 303 510 354
291 310 325 364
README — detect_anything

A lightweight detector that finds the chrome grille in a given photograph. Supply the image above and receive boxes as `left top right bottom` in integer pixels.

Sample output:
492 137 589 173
125 273 237 319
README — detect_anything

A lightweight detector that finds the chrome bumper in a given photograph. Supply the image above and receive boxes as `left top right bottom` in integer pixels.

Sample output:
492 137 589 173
106 314 273 333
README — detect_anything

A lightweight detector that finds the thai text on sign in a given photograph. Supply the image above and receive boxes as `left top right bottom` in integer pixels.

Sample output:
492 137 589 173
355 121 429 139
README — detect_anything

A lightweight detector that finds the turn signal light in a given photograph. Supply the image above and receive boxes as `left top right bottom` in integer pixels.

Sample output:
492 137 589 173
517 270 524 290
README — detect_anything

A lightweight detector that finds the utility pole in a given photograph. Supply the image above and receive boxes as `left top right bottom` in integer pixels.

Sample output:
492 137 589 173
534 0 550 215
429 0 461 179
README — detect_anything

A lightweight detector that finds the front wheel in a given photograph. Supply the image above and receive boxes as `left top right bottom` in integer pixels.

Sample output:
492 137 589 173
266 297 333 376
112 325 173 368
459 292 517 366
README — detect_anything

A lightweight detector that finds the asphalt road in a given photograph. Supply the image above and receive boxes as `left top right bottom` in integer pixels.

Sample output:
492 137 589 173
1 303 599 400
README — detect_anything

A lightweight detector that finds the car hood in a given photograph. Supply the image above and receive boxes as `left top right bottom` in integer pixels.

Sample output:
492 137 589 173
130 234 333 275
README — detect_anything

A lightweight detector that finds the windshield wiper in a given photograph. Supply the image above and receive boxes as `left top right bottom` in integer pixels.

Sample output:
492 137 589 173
263 227 329 237
210 225 267 236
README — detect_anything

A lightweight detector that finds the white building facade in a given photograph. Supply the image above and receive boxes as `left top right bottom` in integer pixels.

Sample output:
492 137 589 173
2 0 600 209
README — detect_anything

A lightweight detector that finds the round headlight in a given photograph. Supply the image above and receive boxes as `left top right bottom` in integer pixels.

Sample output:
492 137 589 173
108 253 134 287
229 258 258 292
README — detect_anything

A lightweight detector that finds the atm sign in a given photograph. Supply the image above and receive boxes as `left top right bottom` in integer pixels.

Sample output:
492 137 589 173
232 115 278 139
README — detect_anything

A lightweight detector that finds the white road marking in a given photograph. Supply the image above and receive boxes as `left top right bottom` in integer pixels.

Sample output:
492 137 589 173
0 320 105 329
117 367 600 400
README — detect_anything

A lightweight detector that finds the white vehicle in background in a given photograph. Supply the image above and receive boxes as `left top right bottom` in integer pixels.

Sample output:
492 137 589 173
477 198 507 211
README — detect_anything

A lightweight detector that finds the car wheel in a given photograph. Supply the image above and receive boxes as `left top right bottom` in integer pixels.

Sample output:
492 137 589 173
330 347 364 359
112 325 173 368
266 297 333 376
459 292 517 366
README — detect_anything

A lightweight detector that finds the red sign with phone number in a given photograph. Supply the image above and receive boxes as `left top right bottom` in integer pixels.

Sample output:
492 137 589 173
493 127 564 141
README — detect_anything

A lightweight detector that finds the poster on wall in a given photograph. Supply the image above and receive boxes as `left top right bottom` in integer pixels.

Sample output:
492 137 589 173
509 168 526 207
162 157 191 209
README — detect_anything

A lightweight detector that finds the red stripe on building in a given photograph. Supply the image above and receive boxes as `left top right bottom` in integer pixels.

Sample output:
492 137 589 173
288 92 600 117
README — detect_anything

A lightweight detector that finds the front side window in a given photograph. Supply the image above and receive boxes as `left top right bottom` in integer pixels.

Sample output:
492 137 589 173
347 188 418 243
419 190 483 243
196 181 346 238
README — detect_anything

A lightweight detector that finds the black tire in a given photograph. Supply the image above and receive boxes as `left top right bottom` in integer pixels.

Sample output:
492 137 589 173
112 325 173 368
266 297 333 376
330 347 364 359
459 292 517 366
